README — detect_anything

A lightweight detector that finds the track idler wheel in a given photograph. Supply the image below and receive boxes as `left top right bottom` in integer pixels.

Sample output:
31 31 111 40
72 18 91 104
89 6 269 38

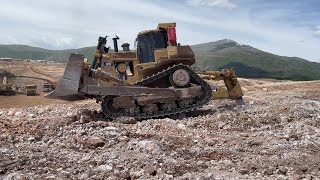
170 69 190 88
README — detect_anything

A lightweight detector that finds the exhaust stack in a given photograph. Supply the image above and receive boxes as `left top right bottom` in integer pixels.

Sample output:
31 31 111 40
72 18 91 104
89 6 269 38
112 35 120 52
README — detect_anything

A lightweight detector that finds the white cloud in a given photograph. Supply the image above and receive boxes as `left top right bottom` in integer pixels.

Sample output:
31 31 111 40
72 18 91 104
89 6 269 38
187 0 237 9
314 25 320 37
55 37 73 48
0 0 319 62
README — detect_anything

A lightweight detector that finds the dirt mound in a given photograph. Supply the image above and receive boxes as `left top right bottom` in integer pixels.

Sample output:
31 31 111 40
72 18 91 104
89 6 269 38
0 80 319 179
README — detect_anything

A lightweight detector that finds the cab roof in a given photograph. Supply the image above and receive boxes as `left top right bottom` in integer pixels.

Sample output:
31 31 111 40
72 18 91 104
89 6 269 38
138 22 176 36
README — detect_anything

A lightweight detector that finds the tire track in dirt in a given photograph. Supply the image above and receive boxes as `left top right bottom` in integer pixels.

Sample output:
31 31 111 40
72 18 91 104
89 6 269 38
29 65 58 83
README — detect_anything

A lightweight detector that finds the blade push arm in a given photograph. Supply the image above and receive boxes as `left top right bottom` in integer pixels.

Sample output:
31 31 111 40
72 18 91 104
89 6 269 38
198 68 244 100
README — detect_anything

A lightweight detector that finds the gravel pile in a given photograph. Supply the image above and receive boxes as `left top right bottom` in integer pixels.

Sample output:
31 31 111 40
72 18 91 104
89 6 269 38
0 80 319 179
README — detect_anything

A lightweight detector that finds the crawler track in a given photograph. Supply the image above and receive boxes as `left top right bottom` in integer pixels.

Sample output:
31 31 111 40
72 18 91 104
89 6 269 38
101 64 212 119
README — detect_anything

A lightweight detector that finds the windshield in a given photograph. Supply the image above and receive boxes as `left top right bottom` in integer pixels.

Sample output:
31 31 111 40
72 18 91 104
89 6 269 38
137 31 167 63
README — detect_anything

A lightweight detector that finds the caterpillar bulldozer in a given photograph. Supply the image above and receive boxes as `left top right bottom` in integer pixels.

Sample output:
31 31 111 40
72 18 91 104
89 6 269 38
46 23 244 119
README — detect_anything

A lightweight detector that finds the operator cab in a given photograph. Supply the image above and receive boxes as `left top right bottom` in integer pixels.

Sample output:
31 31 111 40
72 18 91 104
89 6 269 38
137 30 168 63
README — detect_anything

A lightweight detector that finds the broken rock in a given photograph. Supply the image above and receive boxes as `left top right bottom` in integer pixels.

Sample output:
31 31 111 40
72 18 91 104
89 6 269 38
278 166 288 175
239 169 250 175
114 117 137 124
76 137 105 149
27 114 36 118
14 111 23 117
96 164 113 172
7 110 15 116
77 109 94 123
138 140 161 154
79 114 92 123
217 121 227 129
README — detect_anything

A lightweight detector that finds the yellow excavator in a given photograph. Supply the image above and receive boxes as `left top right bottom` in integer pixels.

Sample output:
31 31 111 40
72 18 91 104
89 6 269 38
46 22 244 119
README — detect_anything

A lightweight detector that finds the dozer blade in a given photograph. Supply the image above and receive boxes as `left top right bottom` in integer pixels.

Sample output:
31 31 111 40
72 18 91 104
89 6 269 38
198 69 245 104
45 53 86 100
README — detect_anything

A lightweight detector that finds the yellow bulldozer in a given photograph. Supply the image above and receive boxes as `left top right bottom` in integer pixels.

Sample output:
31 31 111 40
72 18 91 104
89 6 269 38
46 22 244 119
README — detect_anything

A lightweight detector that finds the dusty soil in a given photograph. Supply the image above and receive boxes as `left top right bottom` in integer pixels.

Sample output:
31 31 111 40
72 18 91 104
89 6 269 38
0 61 65 83
1 61 66 108
0 77 319 179
0 93 69 108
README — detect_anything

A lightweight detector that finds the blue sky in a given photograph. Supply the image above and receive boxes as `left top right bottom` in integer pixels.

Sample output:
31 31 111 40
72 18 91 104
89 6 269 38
0 0 319 62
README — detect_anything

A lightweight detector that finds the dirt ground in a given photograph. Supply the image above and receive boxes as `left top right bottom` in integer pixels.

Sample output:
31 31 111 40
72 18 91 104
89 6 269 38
0 61 320 179
0 93 69 108
0 61 66 108
0 61 65 80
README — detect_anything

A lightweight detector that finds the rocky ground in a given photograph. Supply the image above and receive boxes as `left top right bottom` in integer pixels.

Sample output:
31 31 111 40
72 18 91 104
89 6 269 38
0 79 320 179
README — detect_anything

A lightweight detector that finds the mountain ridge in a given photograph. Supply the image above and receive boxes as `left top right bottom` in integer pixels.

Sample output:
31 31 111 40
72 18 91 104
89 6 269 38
1 40 320 81
191 40 320 80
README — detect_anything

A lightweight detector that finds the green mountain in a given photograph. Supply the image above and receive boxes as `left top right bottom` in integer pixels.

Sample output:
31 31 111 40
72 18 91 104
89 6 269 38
192 39 320 81
1 40 320 80
0 44 95 62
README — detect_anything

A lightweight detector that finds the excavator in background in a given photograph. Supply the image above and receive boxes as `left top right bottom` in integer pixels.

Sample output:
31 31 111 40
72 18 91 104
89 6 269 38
0 76 16 96
46 22 244 119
